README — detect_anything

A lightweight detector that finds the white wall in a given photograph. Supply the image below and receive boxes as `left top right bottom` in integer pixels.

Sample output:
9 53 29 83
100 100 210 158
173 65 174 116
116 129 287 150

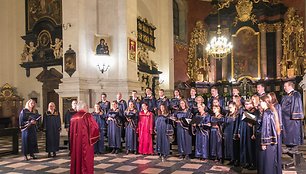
137 0 174 91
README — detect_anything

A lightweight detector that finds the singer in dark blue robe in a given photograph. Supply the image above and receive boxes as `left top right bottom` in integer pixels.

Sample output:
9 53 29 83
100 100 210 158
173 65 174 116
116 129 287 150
124 108 138 154
92 111 106 154
239 112 254 167
258 109 278 174
210 114 224 160
99 100 110 114
170 98 180 113
107 108 122 153
155 114 171 157
43 110 61 157
174 110 192 158
281 90 304 146
207 95 225 110
156 97 170 111
142 96 156 112
64 106 77 153
117 99 127 116
128 97 141 111
19 108 40 160
193 113 210 160
187 97 198 116
223 113 236 160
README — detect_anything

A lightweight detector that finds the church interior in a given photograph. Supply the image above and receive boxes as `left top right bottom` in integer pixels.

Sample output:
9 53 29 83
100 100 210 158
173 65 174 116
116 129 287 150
1 0 306 173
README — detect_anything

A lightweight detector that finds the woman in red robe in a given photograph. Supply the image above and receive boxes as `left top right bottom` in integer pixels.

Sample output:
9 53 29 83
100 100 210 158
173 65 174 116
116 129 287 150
70 101 100 174
137 102 154 155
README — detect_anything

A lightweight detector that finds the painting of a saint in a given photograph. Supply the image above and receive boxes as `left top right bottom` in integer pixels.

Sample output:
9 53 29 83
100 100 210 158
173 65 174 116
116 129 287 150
128 38 137 62
94 35 111 55
232 27 260 79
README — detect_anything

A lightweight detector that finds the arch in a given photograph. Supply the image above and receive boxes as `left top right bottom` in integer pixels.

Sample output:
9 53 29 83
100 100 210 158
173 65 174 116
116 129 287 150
173 0 187 42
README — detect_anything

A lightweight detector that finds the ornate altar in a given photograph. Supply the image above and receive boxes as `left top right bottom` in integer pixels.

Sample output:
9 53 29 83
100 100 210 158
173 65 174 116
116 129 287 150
281 8 305 78
0 84 24 128
20 0 63 77
185 0 305 99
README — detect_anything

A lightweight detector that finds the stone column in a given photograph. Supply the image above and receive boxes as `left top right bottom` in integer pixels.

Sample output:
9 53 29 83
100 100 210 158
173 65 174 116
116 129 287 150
258 23 267 79
275 22 282 78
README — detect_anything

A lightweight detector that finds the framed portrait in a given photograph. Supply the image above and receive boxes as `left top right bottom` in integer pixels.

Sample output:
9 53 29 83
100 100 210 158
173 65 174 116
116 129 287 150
128 38 137 62
94 34 111 55
231 26 260 80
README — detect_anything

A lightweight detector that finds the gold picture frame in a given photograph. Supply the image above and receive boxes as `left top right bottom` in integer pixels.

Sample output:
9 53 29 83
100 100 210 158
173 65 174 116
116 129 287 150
128 38 137 62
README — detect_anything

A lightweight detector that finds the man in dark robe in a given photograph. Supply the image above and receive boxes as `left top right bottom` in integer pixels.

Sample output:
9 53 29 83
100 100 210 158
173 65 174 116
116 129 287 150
169 89 182 114
207 86 225 111
98 93 110 114
128 90 141 111
70 101 99 174
64 100 77 154
281 81 304 152
187 87 197 116
116 92 127 116
142 87 157 113
156 89 170 111
256 83 266 97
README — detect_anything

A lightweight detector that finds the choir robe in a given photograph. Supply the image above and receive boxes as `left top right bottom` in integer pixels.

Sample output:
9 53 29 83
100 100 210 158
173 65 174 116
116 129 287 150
210 115 224 159
64 108 77 150
92 112 106 153
107 109 122 149
239 109 258 166
274 104 283 174
175 110 192 155
124 109 138 151
194 113 210 159
117 99 127 117
70 111 100 174
187 97 197 116
155 114 171 156
207 95 225 110
223 114 236 160
19 109 40 156
128 97 142 111
233 107 243 163
258 109 279 174
281 90 304 146
43 111 61 153
142 96 157 112
170 98 180 113
138 110 154 154
156 97 170 110
99 100 110 114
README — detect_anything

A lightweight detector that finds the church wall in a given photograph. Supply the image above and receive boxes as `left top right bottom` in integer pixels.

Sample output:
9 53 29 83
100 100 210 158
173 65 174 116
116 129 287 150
174 0 213 84
137 0 174 94
0 0 46 114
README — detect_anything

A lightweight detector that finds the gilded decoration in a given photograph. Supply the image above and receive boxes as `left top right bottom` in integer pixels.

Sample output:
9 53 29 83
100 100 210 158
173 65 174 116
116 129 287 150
231 26 260 79
187 21 210 82
281 7 305 77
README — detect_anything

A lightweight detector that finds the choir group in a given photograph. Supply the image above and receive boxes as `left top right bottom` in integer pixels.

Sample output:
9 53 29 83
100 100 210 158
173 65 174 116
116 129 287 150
19 81 304 174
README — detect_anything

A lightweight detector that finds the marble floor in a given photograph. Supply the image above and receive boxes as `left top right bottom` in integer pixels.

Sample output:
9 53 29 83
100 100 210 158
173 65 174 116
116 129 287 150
0 133 305 174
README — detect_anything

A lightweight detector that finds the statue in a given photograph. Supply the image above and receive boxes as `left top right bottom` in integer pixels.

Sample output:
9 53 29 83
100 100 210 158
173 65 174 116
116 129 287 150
50 38 63 59
21 41 39 62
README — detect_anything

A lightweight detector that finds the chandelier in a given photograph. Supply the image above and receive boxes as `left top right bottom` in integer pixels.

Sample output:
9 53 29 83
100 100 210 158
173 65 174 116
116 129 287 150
206 3 232 59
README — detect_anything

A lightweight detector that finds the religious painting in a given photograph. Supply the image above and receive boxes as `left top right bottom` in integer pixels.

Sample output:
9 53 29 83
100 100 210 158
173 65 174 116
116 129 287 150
231 27 260 80
128 38 137 62
64 46 76 77
94 35 111 55
26 0 62 32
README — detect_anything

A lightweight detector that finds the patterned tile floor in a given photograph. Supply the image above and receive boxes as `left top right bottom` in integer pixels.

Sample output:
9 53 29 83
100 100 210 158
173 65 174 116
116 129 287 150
0 133 306 174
